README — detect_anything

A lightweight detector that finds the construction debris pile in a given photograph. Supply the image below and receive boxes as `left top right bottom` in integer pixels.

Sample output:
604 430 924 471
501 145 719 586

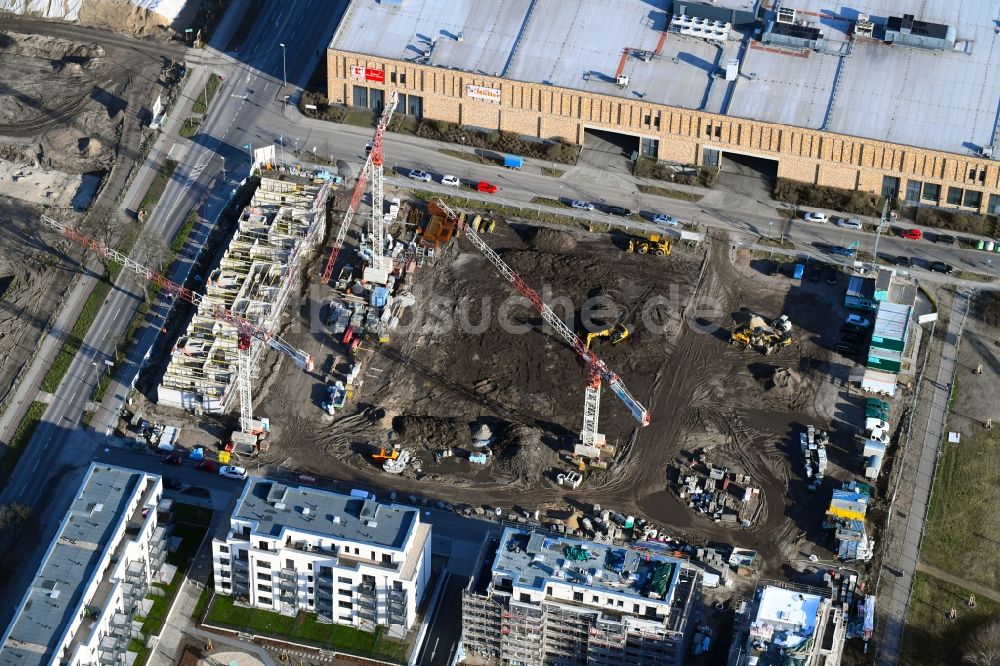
800 425 829 491
669 450 764 528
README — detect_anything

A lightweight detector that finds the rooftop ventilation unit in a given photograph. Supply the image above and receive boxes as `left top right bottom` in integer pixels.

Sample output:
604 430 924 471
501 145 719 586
776 7 796 24
855 14 875 38
616 75 630 88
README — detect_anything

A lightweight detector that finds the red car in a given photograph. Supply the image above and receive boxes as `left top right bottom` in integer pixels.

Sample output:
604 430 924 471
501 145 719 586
160 452 183 465
476 181 498 194
899 228 922 240
195 459 219 472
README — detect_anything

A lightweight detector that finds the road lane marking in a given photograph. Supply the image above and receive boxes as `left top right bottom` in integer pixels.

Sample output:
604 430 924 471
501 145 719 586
31 457 40 473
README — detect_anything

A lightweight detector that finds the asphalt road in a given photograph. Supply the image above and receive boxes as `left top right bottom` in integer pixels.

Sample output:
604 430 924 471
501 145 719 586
416 573 468 666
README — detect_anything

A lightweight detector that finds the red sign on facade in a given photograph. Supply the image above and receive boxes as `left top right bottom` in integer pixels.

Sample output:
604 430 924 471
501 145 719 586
352 65 385 83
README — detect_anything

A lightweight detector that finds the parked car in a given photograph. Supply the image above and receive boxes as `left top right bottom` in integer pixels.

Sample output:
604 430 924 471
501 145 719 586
219 465 249 480
607 205 632 217
407 169 432 182
899 228 922 240
931 233 956 245
365 141 373 154
928 261 955 274
846 314 871 328
809 264 822 282
440 175 461 187
194 459 219 473
835 217 863 229
570 199 594 211
829 245 857 257
894 255 912 267
476 181 498 194
652 213 678 226
803 211 828 223
160 452 182 465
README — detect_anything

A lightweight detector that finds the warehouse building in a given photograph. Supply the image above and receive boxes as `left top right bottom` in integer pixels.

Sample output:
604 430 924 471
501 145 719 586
212 480 431 636
327 0 1000 214
462 527 702 665
0 464 168 666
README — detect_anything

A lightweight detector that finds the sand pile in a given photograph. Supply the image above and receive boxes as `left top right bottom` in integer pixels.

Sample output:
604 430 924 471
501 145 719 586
527 228 577 253
492 425 558 482
764 367 804 395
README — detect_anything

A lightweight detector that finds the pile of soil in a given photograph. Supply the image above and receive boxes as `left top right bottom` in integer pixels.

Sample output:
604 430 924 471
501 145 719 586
392 415 467 450
492 425 559 482
764 367 804 396
527 228 577 253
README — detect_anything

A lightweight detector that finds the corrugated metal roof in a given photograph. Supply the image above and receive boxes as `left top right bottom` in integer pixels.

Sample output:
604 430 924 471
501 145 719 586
873 302 910 342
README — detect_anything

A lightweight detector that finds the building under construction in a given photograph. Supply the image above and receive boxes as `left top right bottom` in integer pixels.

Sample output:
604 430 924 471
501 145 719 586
462 527 702 666
157 165 330 414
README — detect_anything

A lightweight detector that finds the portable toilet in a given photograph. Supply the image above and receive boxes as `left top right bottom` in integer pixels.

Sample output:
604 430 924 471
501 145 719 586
977 239 985 250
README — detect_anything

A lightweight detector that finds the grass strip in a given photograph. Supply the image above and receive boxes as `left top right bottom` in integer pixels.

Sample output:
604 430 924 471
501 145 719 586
179 117 201 138
637 184 703 202
0 401 46 487
192 74 222 114
530 196 569 208
541 167 565 177
206 596 409 662
140 159 178 215
40 276 114 393
437 148 498 166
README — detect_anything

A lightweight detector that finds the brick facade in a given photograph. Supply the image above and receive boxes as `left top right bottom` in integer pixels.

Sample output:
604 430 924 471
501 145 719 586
328 50 1000 214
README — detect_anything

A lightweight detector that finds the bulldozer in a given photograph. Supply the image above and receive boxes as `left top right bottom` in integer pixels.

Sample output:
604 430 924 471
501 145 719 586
730 313 792 355
626 234 671 256
585 322 630 349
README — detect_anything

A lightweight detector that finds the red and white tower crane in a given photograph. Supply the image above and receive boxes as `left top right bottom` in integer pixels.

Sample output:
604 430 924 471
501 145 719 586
431 200 651 427
41 215 314 435
321 90 399 286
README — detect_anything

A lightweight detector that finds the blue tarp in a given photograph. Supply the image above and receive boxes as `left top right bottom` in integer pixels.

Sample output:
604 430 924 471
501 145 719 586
503 155 524 169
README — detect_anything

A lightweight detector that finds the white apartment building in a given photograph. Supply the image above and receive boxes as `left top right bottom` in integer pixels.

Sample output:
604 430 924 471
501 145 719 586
0 464 168 666
212 479 431 637
463 528 703 666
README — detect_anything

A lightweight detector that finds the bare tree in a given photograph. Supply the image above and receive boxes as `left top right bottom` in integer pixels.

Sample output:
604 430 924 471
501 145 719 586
79 202 127 252
964 620 1000 666
0 502 31 532
134 231 172 273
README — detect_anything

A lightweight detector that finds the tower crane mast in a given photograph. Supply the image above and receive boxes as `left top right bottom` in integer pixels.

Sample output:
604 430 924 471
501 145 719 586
431 200 651 426
321 90 398 284
41 215 314 434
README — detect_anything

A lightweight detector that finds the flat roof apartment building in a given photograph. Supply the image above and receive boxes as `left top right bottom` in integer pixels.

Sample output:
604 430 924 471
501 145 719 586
212 480 431 637
463 527 703 666
0 464 168 666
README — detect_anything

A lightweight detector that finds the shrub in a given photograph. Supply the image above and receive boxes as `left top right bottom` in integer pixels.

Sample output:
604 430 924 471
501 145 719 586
772 178 882 216
914 207 992 236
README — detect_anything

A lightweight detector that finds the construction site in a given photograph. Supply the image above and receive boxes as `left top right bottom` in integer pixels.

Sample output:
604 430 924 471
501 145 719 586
113 99 865 579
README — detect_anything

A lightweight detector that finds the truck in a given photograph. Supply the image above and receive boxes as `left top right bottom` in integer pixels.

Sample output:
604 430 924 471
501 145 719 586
503 154 523 169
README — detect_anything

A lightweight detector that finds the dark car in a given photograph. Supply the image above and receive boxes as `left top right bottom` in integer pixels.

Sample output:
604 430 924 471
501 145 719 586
836 342 858 356
607 205 632 217
194 459 219 472
829 245 857 257
932 233 956 245
928 261 955 274
809 264 822 282
895 256 912 267
161 452 183 465
825 267 839 285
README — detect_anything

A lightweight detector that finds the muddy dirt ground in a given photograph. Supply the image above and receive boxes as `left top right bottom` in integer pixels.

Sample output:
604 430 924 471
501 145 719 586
241 208 874 574
0 24 176 415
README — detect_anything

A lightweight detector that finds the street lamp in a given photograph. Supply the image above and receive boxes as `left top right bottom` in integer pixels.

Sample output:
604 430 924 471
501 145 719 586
279 43 287 112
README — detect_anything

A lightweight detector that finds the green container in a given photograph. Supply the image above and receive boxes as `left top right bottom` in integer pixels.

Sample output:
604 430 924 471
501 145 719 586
977 239 986 250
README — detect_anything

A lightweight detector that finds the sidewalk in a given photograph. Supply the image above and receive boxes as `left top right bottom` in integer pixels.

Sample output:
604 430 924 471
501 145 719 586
876 290 970 664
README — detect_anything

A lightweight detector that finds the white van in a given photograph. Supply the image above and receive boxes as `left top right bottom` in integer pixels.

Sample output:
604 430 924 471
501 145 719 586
836 217 863 230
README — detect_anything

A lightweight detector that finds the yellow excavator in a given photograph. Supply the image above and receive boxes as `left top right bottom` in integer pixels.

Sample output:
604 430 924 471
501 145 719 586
373 446 400 462
585 323 630 349
730 314 792 355
626 234 671 256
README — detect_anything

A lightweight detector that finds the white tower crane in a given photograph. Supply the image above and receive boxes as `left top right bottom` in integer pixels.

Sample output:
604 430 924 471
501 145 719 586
41 215 314 435
431 200 651 427
321 91 398 286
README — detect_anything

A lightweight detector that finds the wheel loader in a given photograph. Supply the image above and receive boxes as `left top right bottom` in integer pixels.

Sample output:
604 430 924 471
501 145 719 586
730 314 792 355
626 234 671 256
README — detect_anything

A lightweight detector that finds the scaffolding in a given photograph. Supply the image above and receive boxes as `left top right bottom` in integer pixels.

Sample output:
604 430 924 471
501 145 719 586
158 170 329 413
